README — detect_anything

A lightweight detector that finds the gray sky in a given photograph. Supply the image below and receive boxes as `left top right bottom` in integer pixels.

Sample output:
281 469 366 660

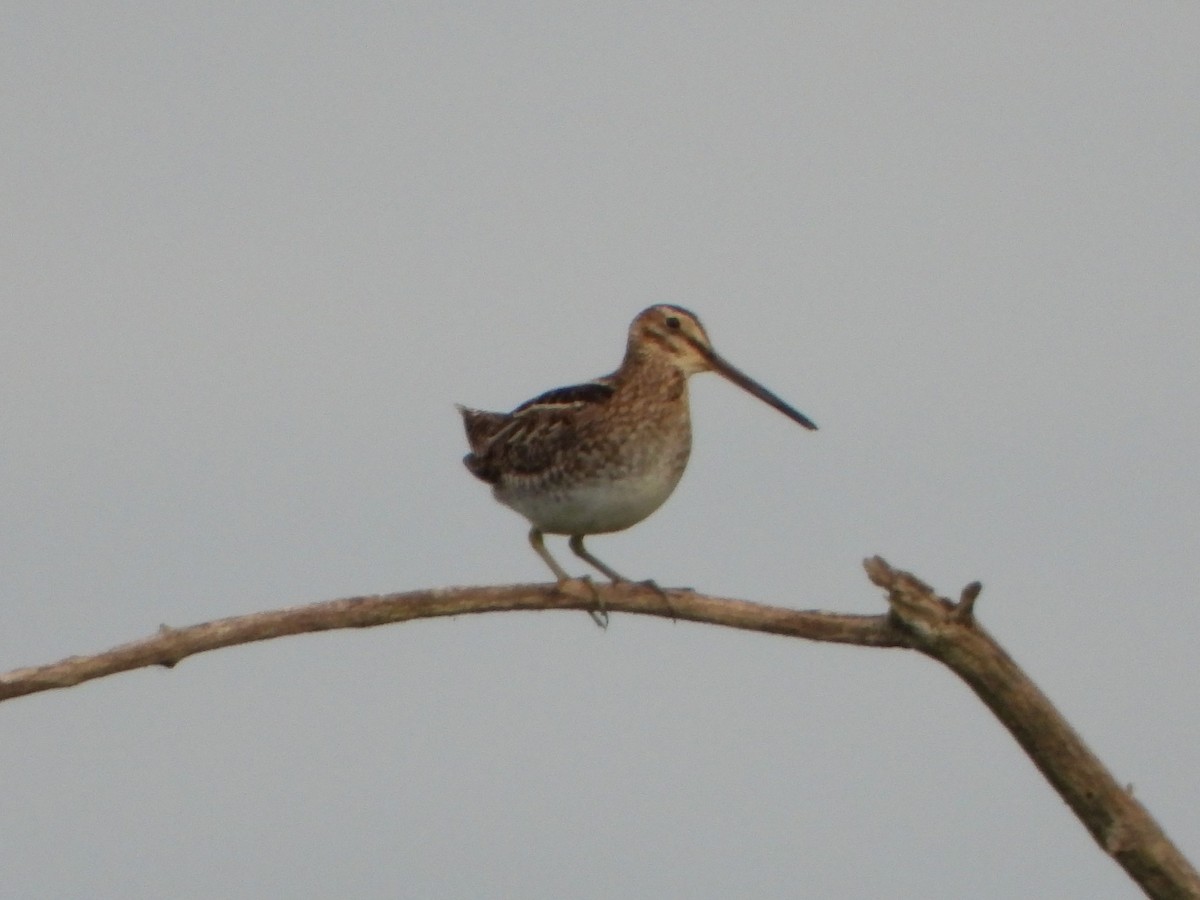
3 4 1198 898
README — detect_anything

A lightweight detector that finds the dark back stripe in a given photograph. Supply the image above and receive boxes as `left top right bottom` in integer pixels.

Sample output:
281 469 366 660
514 381 614 413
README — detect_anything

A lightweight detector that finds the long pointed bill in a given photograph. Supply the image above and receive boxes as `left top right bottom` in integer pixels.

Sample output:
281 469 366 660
706 350 818 431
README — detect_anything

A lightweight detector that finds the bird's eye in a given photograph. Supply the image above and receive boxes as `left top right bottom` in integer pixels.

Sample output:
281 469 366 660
665 316 681 329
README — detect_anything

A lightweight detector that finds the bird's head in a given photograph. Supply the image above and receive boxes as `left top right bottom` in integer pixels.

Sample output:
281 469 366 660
625 305 717 376
626 304 817 430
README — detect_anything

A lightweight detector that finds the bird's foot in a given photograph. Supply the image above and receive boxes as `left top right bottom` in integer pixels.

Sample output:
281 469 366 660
555 576 608 629
636 579 677 620
584 576 610 629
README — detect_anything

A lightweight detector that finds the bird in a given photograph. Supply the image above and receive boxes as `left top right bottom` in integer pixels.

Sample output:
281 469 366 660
458 304 817 625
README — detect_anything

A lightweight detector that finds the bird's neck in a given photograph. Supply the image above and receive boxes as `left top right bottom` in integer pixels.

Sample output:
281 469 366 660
612 348 688 403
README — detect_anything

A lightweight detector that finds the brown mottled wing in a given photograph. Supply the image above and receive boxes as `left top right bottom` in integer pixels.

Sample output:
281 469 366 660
463 380 615 484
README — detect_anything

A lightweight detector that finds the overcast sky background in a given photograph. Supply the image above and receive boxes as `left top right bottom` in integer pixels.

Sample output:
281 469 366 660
3 4 1198 898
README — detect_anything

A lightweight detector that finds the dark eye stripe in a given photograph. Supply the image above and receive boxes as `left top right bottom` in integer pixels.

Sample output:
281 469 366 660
643 329 676 353
665 316 681 329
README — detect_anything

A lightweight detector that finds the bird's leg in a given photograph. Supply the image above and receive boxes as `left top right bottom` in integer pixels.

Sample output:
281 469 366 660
566 535 662 628
529 529 607 629
567 534 627 582
568 534 676 620
528 528 572 581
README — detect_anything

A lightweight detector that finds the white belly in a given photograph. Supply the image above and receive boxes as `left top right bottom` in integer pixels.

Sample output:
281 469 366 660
496 464 686 535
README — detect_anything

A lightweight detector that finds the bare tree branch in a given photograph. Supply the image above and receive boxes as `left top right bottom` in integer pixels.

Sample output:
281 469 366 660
863 557 1200 900
0 581 906 701
2 558 1196 899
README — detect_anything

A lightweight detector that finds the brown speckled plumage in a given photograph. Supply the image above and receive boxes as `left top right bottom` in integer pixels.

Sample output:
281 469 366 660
458 305 816 612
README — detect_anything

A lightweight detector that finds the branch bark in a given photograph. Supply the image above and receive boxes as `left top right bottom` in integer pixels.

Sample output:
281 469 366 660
1 558 1196 899
862 557 1199 900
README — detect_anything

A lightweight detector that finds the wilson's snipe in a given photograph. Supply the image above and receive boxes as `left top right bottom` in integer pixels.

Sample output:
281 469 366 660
459 305 816 625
